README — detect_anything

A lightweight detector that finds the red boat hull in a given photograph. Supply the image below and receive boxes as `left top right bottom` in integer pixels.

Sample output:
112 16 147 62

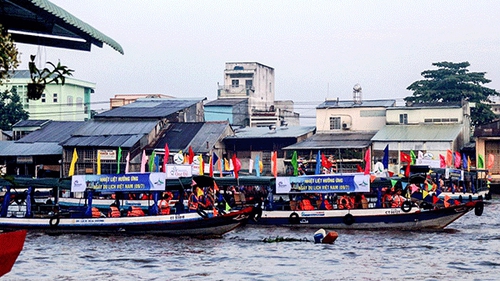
0 229 27 277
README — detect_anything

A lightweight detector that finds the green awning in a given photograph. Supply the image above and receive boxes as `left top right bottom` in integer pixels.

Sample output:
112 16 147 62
1 0 124 54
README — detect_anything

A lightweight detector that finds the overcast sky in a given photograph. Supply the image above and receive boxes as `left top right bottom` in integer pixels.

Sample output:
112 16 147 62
15 1 500 124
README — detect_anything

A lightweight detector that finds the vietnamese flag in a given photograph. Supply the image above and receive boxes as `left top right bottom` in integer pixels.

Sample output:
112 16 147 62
321 153 332 169
400 152 411 163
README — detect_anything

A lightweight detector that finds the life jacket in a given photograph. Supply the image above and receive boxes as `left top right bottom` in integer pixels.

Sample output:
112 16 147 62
323 199 333 210
158 199 170 215
299 199 315 210
108 206 121 217
382 193 393 208
391 195 405 208
337 196 351 210
188 193 199 211
127 206 145 217
91 207 101 218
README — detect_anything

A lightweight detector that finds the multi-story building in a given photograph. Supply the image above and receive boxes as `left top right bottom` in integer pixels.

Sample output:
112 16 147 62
2 70 95 121
214 62 299 128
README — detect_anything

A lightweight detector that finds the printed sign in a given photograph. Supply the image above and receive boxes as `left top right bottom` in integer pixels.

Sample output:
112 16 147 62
275 174 370 194
71 172 166 192
165 164 192 179
98 150 116 160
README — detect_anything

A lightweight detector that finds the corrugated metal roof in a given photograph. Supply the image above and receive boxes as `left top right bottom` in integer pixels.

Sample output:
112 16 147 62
60 135 143 148
1 0 124 54
371 124 462 141
95 99 200 119
189 122 231 153
205 98 247 106
155 123 204 151
17 121 85 143
283 132 376 150
71 120 158 136
0 141 61 156
317 99 396 109
154 122 231 153
225 126 316 139
13 119 50 128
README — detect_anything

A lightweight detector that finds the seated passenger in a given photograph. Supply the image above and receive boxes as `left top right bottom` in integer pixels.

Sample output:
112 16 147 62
382 188 393 208
91 207 102 218
158 196 171 215
299 197 315 210
337 194 352 210
127 206 145 217
391 189 406 208
108 205 121 217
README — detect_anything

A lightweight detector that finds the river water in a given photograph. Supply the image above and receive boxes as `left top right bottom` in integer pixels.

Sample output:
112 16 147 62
4 197 500 281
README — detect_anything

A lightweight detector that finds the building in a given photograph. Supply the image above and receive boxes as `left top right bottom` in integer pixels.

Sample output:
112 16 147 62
372 101 472 174
204 98 249 127
474 120 500 184
284 87 396 173
2 70 95 121
223 125 316 176
110 94 175 109
0 120 84 177
215 62 299 127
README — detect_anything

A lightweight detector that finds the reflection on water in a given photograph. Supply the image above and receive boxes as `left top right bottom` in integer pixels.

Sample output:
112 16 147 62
4 198 500 281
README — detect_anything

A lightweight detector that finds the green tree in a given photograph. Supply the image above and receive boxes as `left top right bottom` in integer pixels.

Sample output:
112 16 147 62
0 24 20 85
0 88 29 130
405 61 499 125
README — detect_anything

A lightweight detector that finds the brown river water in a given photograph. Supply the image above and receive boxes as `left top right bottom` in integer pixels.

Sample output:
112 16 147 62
4 196 500 281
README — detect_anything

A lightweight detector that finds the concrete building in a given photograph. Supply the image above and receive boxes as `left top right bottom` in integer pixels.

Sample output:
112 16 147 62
1 70 95 121
372 101 472 174
215 62 299 127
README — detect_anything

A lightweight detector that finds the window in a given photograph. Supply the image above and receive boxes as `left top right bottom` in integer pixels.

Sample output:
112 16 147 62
399 114 408 124
329 117 341 130
53 93 58 103
41 93 46 103
67 96 73 106
76 97 83 108
231 79 239 88
245 79 253 89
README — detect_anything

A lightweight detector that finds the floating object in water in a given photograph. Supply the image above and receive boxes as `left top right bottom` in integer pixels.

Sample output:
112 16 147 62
314 228 338 244
262 236 309 243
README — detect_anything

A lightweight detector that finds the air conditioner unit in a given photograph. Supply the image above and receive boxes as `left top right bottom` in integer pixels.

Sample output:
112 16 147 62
342 122 351 130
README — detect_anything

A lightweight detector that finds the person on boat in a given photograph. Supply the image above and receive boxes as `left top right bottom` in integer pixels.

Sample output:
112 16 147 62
299 194 315 210
158 193 172 215
337 194 352 209
204 186 215 210
392 189 406 208
382 188 393 208
108 203 121 217
188 186 201 212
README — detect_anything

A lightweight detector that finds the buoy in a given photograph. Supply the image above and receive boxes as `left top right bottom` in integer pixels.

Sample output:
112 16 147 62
314 228 326 243
322 231 339 244
313 228 338 244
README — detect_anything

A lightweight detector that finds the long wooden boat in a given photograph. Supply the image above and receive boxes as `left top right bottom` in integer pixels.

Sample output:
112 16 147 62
210 174 485 230
0 229 26 277
0 207 252 237
252 201 482 230
0 173 252 237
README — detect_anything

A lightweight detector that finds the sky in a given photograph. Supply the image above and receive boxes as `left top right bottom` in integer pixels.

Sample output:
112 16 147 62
15 1 500 125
